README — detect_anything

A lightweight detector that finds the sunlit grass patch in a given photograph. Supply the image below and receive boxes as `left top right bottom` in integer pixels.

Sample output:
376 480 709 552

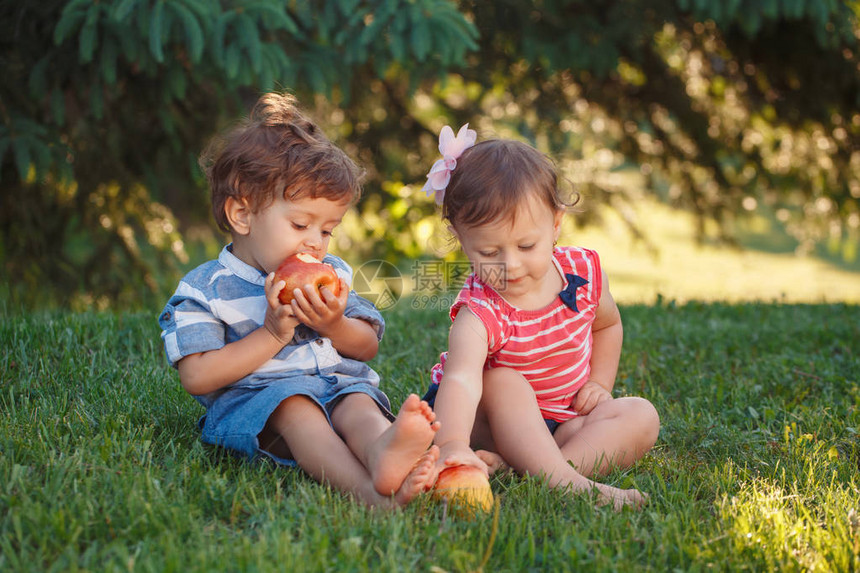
713 461 860 572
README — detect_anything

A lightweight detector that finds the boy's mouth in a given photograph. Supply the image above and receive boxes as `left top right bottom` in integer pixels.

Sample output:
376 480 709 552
296 250 322 260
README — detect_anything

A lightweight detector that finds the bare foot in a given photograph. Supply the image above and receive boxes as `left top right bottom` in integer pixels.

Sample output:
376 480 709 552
593 483 648 510
475 450 510 475
369 394 440 495
393 445 440 506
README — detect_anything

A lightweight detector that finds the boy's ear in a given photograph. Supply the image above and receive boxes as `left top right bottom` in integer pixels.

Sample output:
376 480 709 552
225 197 251 235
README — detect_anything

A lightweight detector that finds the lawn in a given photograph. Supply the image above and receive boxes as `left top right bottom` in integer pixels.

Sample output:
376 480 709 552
1 298 858 572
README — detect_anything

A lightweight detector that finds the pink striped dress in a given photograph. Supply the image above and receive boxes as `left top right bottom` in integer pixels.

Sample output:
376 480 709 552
430 246 603 422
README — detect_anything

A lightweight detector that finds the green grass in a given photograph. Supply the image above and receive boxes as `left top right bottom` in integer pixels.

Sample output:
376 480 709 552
1 300 858 572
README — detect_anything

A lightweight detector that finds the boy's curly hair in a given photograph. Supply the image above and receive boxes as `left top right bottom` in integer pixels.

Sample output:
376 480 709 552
201 93 363 233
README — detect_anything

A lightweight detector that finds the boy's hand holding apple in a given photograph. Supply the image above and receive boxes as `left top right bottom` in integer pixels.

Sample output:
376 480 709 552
263 271 301 345
272 253 349 337
274 253 342 304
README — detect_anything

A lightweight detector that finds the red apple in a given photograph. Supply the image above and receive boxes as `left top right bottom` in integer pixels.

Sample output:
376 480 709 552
274 253 341 304
432 465 494 516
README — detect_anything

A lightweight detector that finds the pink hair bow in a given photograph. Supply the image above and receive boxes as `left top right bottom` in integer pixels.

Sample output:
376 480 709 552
422 124 477 204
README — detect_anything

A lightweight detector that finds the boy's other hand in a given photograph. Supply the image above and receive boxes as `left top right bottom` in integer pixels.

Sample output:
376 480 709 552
290 277 349 334
264 272 300 344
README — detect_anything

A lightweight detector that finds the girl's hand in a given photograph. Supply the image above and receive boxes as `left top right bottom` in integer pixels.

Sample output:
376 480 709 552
289 278 349 335
573 381 613 415
264 272 300 344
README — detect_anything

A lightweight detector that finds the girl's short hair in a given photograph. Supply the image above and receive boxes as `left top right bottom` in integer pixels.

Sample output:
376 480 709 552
441 139 577 228
202 93 363 233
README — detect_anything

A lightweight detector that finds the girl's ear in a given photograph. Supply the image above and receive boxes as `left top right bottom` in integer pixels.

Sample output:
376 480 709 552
447 224 460 243
225 197 251 235
552 209 564 243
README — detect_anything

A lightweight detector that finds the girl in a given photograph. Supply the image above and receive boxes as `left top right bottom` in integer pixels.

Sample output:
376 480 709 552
159 93 440 508
421 125 660 509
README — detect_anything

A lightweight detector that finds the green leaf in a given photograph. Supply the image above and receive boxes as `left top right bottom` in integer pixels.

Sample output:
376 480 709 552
12 138 32 181
359 12 391 47
28 56 50 98
739 7 762 36
707 1 722 24
411 15 430 61
158 108 177 138
761 0 779 20
53 0 89 45
372 51 390 79
117 19 141 62
333 7 368 46
317 3 332 44
389 11 409 62
304 57 326 93
79 3 101 63
258 60 273 90
237 13 262 73
249 2 299 34
149 0 165 63
336 0 360 16
167 66 187 99
171 2 204 63
90 82 104 120
783 0 805 20
262 42 293 85
100 36 119 85
435 7 479 53
342 34 367 65
225 43 240 79
32 136 52 177
179 0 212 17
723 0 743 21
213 10 237 64
289 0 315 28
51 88 65 126
112 0 141 22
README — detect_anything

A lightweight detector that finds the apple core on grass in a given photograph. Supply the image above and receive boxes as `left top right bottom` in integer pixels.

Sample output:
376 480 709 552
432 465 494 517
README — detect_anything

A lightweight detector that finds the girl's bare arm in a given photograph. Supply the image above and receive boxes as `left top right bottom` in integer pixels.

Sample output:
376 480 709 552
588 269 623 393
433 308 491 471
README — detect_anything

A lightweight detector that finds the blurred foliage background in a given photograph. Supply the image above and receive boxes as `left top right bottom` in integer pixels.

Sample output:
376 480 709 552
2 0 859 310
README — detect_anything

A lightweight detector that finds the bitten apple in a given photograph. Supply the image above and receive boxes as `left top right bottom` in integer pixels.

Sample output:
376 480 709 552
431 465 494 516
274 253 341 304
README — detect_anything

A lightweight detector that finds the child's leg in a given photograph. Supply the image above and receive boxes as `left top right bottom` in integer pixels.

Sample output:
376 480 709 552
330 393 439 496
267 394 438 507
478 367 645 509
552 397 659 478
